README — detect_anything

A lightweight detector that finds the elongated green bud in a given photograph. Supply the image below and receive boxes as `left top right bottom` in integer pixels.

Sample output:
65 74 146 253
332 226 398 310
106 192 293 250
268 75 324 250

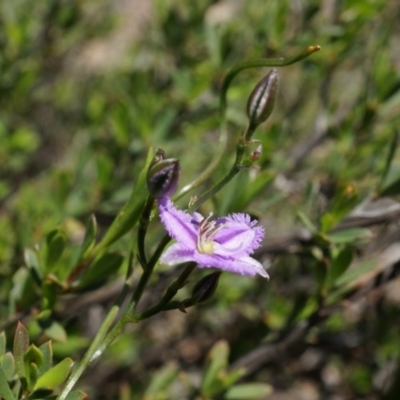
246 69 278 133
147 152 180 198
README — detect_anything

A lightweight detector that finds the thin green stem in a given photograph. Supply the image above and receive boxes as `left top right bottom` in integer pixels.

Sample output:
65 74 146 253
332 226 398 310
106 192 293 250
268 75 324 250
188 138 247 212
128 262 197 322
175 45 320 202
56 305 120 400
175 104 228 201
88 301 136 364
137 195 155 268
220 45 321 108
90 263 196 364
131 233 171 310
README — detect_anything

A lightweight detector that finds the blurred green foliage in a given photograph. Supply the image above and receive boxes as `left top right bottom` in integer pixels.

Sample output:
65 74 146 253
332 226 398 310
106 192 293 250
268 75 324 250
1 0 400 399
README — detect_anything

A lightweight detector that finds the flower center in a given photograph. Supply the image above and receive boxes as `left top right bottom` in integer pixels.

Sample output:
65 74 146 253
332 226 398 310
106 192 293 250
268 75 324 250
197 213 223 254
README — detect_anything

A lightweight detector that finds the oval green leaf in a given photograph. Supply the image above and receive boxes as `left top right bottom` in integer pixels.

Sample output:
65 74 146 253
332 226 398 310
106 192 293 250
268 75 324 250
77 215 97 261
77 252 124 288
24 248 42 282
42 320 67 343
34 357 74 390
0 365 16 400
13 322 29 381
46 229 67 272
65 390 89 400
201 340 229 394
38 341 53 377
1 353 15 381
0 332 6 356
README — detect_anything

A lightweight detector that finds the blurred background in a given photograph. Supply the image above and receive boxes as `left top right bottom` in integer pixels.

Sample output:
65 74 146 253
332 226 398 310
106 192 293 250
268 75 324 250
1 0 400 399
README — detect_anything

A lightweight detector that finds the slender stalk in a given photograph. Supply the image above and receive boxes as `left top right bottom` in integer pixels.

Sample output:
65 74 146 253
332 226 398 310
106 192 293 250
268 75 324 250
131 233 171 310
57 254 137 400
127 262 196 322
220 45 321 107
137 195 155 268
175 46 320 201
89 263 196 365
188 138 247 212
56 305 120 400
175 102 228 200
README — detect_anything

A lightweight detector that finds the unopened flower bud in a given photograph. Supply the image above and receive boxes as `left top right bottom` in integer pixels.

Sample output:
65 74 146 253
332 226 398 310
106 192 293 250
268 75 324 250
147 157 180 199
191 271 222 304
246 69 278 132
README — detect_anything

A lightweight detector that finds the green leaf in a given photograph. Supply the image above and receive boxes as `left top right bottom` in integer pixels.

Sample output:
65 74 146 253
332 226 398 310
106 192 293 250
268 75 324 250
77 215 97 261
1 353 15 381
28 387 54 399
144 362 179 396
34 357 74 390
93 148 154 254
76 252 124 289
13 322 29 386
51 336 89 359
64 390 89 400
41 321 67 343
327 228 371 244
297 210 317 233
378 129 398 194
10 267 37 312
201 340 229 395
0 332 6 356
24 344 44 389
38 342 53 377
24 345 44 369
334 260 377 289
218 170 274 215
312 258 328 292
379 162 400 197
45 229 67 272
24 248 42 282
0 365 16 400
41 280 57 311
223 368 246 390
328 245 353 285
26 361 39 391
320 184 358 232
225 383 273 399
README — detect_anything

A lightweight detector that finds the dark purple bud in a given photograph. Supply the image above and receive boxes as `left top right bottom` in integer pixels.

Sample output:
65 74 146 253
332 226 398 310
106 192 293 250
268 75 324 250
191 271 222 304
246 69 278 131
147 157 180 199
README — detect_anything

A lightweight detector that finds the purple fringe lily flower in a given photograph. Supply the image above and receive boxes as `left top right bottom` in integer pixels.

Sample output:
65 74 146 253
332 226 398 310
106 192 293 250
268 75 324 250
158 197 268 278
